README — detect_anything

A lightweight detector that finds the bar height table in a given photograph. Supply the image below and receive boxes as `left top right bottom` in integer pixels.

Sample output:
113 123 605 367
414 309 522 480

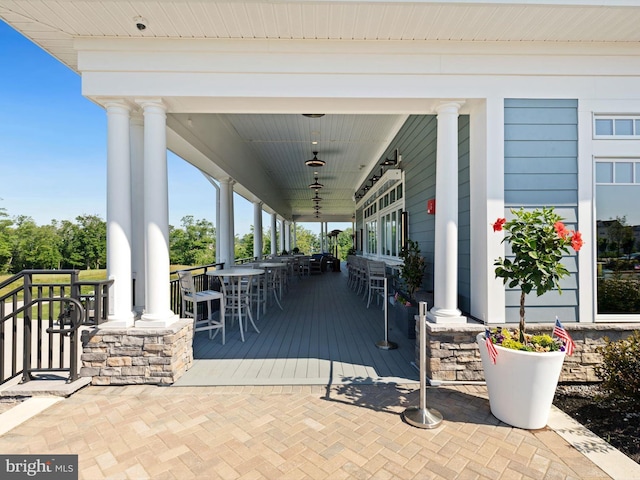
207 268 264 342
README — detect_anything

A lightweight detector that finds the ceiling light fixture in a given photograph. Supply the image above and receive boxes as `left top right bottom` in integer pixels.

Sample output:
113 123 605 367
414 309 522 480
308 176 324 189
305 151 325 168
302 114 325 118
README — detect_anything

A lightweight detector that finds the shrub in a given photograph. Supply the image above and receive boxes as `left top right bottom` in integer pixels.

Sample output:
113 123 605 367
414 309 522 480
595 331 640 400
597 278 640 313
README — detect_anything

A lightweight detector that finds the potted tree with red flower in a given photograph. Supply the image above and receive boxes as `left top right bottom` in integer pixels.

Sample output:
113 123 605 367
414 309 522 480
478 207 582 429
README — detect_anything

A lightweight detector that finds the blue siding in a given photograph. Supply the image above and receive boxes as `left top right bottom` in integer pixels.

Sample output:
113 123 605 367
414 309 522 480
360 114 471 314
503 99 579 323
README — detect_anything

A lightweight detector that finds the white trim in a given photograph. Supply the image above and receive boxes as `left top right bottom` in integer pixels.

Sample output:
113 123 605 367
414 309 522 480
469 97 506 323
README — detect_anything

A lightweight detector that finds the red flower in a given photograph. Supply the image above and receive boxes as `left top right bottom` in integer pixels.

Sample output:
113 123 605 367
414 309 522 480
571 231 583 251
493 218 506 232
554 221 569 239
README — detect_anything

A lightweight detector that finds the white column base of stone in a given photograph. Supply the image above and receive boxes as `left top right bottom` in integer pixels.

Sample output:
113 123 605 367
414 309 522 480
136 312 180 328
105 315 136 328
427 308 466 324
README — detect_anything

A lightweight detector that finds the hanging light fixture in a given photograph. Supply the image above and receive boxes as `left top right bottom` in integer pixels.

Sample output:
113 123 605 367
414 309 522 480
302 114 325 118
312 191 323 202
308 175 324 189
305 151 325 167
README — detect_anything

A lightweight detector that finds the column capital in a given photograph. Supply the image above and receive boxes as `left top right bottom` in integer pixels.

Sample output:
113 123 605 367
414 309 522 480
135 98 166 112
435 100 465 115
104 101 132 117
220 177 235 186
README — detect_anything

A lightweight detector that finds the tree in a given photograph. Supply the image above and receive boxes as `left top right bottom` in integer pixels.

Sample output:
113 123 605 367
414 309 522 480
0 207 13 273
293 225 319 255
235 227 254 261
58 220 84 268
10 216 39 271
607 216 634 258
336 228 354 260
75 214 107 269
169 215 215 266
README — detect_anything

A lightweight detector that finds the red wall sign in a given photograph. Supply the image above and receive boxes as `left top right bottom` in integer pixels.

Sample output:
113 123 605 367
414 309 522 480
427 198 436 215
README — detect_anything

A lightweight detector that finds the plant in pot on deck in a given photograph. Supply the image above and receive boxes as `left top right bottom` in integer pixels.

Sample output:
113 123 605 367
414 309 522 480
478 207 582 429
393 239 426 338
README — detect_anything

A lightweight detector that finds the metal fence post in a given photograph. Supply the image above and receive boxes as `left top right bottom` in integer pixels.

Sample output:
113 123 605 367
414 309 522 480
376 277 397 350
402 301 443 428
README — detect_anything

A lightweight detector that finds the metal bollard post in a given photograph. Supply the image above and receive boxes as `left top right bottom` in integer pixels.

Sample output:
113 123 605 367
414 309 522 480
376 277 398 350
402 301 443 428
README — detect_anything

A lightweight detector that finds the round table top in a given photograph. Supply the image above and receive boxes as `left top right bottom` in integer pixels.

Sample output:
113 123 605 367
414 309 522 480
207 268 264 277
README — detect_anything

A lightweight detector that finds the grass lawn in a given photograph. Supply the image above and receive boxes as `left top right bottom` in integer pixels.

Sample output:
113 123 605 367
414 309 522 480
0 269 108 300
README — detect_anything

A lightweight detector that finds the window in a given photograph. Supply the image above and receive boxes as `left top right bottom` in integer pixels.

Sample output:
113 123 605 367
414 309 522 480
596 160 640 184
595 158 640 316
594 115 640 137
362 177 405 258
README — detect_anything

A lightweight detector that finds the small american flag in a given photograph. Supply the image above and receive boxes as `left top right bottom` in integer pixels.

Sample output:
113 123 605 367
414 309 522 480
485 328 498 364
553 318 576 356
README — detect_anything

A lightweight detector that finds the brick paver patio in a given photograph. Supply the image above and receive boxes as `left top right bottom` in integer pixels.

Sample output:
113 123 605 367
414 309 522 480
0 383 612 479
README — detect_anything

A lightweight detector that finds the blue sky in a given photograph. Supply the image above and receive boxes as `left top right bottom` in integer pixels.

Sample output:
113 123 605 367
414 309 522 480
0 21 259 234
0 21 349 240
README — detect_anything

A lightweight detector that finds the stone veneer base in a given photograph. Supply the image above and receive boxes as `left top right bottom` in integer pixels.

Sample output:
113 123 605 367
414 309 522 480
80 319 193 385
419 321 640 383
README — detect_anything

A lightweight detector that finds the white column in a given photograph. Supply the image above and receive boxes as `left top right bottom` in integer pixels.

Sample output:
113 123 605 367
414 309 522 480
130 112 145 317
271 214 277 256
292 221 297 250
228 181 235 266
219 178 232 267
254 202 263 260
105 101 134 327
136 99 177 327
322 222 327 252
428 101 466 324
469 98 506 323
279 219 285 253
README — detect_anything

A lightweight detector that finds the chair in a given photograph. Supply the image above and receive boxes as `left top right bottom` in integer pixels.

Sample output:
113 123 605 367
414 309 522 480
220 273 260 342
177 271 225 343
236 264 266 320
310 257 322 275
299 257 311 277
264 266 284 310
365 261 387 309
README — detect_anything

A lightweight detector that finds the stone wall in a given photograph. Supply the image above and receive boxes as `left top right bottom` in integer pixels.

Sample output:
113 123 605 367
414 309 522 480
80 319 193 385
419 321 640 384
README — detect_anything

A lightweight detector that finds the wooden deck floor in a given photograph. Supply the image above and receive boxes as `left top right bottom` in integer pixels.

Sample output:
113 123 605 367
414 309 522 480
173 265 419 386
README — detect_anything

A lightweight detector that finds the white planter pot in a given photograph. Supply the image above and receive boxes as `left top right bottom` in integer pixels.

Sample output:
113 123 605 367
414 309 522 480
477 332 566 430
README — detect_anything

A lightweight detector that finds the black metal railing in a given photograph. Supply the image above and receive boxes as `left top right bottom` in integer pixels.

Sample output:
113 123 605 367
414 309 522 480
0 270 113 386
169 263 225 317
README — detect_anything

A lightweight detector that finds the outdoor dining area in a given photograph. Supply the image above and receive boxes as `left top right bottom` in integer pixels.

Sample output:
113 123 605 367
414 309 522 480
177 253 344 344
173 254 418 386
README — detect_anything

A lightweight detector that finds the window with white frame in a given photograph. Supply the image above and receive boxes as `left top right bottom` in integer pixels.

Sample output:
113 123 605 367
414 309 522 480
595 158 640 316
594 115 640 138
362 181 404 258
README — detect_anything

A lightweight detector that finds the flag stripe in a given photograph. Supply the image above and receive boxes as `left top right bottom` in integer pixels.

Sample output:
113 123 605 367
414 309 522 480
553 318 576 356
485 329 498 364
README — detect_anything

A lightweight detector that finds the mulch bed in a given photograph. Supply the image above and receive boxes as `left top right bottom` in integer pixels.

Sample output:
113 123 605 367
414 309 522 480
553 384 640 465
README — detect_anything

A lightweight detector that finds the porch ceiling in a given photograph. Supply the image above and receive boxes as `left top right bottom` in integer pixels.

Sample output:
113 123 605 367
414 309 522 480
167 112 407 222
3 1 640 73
